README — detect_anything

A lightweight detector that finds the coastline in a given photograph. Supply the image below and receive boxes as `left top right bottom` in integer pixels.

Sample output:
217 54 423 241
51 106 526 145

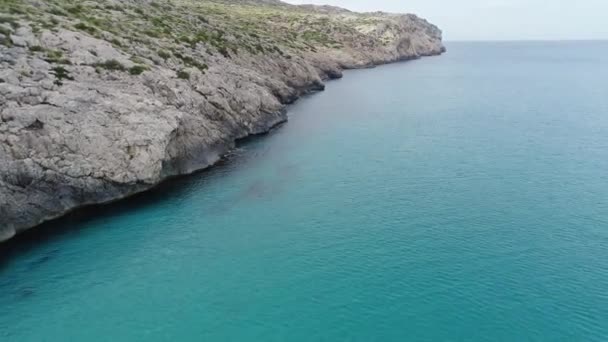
0 1 445 242
0 51 444 244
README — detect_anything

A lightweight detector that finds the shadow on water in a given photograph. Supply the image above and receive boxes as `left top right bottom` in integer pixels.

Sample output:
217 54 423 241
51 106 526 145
0 126 287 267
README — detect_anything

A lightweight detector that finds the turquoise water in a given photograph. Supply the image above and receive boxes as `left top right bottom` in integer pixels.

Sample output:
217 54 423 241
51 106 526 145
2 41 608 341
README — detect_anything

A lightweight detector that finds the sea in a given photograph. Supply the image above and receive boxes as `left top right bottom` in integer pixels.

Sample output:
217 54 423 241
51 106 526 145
2 41 608 341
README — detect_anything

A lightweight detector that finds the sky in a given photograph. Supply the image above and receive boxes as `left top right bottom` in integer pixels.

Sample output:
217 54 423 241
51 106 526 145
284 0 608 41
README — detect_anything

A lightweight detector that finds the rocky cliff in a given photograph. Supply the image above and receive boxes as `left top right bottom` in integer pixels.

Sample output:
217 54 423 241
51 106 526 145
0 0 444 242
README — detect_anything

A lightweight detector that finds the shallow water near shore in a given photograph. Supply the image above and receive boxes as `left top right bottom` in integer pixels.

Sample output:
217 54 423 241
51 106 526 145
2 41 608 341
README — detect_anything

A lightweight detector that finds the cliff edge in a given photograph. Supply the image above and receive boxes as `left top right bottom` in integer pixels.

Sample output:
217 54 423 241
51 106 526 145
0 0 444 242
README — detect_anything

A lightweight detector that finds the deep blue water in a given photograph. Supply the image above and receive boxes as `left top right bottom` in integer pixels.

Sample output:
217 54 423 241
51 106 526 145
2 41 608 341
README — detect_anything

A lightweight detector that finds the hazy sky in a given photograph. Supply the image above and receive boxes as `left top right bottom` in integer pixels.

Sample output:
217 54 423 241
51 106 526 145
285 0 608 41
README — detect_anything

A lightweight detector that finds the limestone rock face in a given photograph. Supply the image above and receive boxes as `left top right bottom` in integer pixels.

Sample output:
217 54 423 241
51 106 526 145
0 0 444 241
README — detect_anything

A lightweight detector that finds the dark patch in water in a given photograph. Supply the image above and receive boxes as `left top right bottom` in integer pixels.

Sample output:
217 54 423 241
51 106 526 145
27 249 59 270
202 179 278 216
203 199 236 217
237 163 299 202
203 176 287 216
276 162 299 179
16 287 35 299
243 180 271 199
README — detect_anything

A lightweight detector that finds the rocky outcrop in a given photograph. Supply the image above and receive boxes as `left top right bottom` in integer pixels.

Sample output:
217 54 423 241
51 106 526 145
0 0 444 242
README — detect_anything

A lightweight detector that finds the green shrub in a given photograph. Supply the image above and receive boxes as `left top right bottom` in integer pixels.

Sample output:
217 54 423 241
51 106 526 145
0 35 13 47
51 66 73 86
0 16 18 28
29 45 45 52
151 17 165 26
178 35 191 44
105 4 123 11
44 49 70 64
49 8 66 16
7 5 27 15
66 5 84 15
0 26 12 36
176 69 190 80
218 45 230 58
0 15 18 40
47 49 62 59
158 50 171 60
95 59 125 71
144 29 161 38
176 54 208 72
74 22 97 34
194 31 210 43
129 65 147 75
179 55 194 64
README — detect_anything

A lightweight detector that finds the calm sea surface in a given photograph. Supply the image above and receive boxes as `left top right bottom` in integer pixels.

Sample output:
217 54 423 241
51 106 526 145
2 41 608 341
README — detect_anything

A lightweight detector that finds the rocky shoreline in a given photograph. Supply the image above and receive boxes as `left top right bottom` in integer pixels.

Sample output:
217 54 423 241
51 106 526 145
0 0 444 242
